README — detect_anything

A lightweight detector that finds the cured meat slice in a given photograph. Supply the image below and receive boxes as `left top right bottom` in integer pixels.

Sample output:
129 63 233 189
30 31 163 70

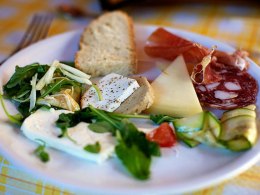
144 27 257 110
146 27 191 47
213 50 249 71
144 28 250 74
191 48 250 85
144 28 209 64
194 68 258 109
191 49 223 85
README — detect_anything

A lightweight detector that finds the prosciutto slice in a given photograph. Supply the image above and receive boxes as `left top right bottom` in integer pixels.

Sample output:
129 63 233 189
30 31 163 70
144 28 209 64
144 28 249 72
213 50 249 71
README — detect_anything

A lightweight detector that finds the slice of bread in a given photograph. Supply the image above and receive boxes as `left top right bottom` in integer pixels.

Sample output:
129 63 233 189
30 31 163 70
75 11 137 77
114 76 154 114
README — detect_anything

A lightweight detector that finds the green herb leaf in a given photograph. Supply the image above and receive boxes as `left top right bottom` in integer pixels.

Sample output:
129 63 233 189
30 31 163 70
150 114 177 124
34 139 50 163
40 78 80 98
4 63 48 94
88 105 120 128
115 135 151 180
84 142 101 153
92 84 103 101
17 102 31 118
0 94 23 125
60 61 75 67
5 63 39 88
3 63 49 117
55 106 161 180
108 112 150 120
117 120 161 157
56 108 94 137
88 121 116 134
56 113 81 137
115 120 160 180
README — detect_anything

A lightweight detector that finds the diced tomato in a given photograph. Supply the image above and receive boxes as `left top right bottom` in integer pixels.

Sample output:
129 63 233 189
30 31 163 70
146 123 177 147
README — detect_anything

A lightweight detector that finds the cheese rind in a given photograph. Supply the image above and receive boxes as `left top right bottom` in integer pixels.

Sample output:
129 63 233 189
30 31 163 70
81 73 140 112
147 55 202 117
21 109 116 163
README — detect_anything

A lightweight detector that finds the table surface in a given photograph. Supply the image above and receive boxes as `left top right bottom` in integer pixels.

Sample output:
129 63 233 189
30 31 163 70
1 0 260 194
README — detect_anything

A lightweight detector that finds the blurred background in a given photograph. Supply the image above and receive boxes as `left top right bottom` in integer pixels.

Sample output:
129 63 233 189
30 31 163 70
0 0 260 63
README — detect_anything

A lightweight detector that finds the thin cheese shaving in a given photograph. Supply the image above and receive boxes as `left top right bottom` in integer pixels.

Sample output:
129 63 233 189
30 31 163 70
29 73 38 111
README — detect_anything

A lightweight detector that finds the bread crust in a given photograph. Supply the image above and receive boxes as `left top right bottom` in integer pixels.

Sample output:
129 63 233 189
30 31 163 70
75 11 137 77
114 76 154 114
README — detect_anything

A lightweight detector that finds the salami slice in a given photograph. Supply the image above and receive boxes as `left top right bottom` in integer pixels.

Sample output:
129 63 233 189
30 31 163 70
194 67 258 110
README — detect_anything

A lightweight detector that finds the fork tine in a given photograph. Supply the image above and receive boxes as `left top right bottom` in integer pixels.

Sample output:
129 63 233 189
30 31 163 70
27 14 52 45
21 14 54 49
11 15 40 53
1 14 53 64
37 14 54 40
12 14 53 53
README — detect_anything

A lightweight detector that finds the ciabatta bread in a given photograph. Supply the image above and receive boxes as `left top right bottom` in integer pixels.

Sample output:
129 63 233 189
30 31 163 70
114 76 154 114
75 11 137 77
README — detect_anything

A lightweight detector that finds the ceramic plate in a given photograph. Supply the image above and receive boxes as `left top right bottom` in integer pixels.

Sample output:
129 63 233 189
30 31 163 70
0 25 260 194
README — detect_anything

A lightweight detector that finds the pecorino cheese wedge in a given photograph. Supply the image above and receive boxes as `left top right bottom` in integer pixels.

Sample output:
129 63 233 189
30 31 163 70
147 55 202 117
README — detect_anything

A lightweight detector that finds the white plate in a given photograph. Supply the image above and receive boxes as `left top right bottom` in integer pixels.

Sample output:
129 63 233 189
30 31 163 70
0 25 260 195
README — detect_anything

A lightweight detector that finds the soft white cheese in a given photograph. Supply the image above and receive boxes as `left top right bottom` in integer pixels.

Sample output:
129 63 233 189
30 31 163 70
21 109 116 164
81 73 140 112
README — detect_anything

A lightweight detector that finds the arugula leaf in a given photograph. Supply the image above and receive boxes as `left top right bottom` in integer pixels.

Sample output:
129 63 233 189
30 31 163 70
88 106 120 128
4 63 48 94
115 136 151 180
91 84 103 101
117 120 161 157
18 102 44 118
150 114 177 124
34 139 49 163
60 61 75 67
56 113 81 137
84 142 101 153
108 112 150 120
115 120 160 180
0 94 23 125
17 102 31 118
88 121 116 134
56 108 94 137
87 107 161 180
3 63 49 117
5 63 39 88
12 85 31 102
40 78 80 98
55 106 160 180
3 62 84 118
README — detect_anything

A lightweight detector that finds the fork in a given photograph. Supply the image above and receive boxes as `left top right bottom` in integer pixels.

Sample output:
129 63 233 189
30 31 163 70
0 13 54 65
